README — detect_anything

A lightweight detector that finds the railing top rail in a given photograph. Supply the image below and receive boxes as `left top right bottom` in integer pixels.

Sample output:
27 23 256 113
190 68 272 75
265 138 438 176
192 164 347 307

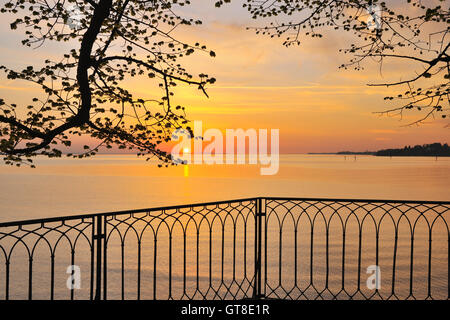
0 197 259 228
1 196 449 228
265 196 450 205
0 213 99 228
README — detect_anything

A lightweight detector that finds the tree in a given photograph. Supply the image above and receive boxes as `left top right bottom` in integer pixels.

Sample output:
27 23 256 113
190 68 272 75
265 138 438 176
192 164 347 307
0 0 216 166
1 1 448 167
220 0 449 126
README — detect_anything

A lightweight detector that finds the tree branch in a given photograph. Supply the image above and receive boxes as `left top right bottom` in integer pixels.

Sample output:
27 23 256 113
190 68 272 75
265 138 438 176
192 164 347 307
98 55 210 97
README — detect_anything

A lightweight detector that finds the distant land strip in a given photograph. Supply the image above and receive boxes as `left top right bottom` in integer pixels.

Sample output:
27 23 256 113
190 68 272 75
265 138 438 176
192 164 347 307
309 143 450 157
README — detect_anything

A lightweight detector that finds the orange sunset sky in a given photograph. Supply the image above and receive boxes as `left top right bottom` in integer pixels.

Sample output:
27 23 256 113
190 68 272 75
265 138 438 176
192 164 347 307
0 1 448 154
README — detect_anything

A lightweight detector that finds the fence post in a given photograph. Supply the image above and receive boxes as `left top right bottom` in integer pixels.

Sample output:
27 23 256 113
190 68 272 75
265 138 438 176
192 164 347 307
253 197 265 299
93 215 104 300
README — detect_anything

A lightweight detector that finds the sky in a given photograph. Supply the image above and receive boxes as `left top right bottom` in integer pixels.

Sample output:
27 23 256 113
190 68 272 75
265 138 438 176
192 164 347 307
0 0 448 154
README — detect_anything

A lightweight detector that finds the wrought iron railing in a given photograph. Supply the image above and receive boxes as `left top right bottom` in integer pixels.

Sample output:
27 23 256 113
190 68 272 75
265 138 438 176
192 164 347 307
0 197 448 300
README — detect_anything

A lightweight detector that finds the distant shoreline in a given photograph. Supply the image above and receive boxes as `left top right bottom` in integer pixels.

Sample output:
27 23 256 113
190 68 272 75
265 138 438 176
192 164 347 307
308 153 450 157
309 142 450 157
308 152 375 155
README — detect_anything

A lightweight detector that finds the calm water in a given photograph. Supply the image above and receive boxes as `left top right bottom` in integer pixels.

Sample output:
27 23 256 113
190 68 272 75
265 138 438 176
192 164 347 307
0 154 449 222
0 154 449 299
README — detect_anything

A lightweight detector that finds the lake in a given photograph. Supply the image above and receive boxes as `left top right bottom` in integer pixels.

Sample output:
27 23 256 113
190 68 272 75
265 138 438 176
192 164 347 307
0 154 449 222
0 154 448 300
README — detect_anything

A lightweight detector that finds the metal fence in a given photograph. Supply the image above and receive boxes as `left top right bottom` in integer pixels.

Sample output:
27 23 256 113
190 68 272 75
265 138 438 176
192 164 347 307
0 197 448 300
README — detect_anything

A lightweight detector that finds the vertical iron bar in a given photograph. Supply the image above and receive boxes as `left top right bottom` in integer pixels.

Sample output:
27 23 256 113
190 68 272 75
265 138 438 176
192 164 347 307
209 224 212 296
196 228 199 297
153 238 157 299
234 218 238 282
221 222 225 296
137 241 141 300
253 199 258 298
253 197 264 299
325 226 329 290
357 227 362 293
103 216 107 300
90 218 95 300
278 222 282 289
294 228 298 289
70 250 75 300
168 233 172 299
5 261 9 300
264 200 267 297
409 234 414 298
375 229 379 296
50 254 54 300
392 229 398 297
183 230 187 298
310 222 314 287
209 227 212 297
28 257 32 300
94 214 103 300
244 221 247 298
342 228 346 294
427 229 432 298
259 198 264 298
121 243 124 300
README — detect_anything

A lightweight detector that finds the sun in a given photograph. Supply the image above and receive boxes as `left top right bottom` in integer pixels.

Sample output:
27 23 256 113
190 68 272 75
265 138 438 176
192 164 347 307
183 147 190 154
